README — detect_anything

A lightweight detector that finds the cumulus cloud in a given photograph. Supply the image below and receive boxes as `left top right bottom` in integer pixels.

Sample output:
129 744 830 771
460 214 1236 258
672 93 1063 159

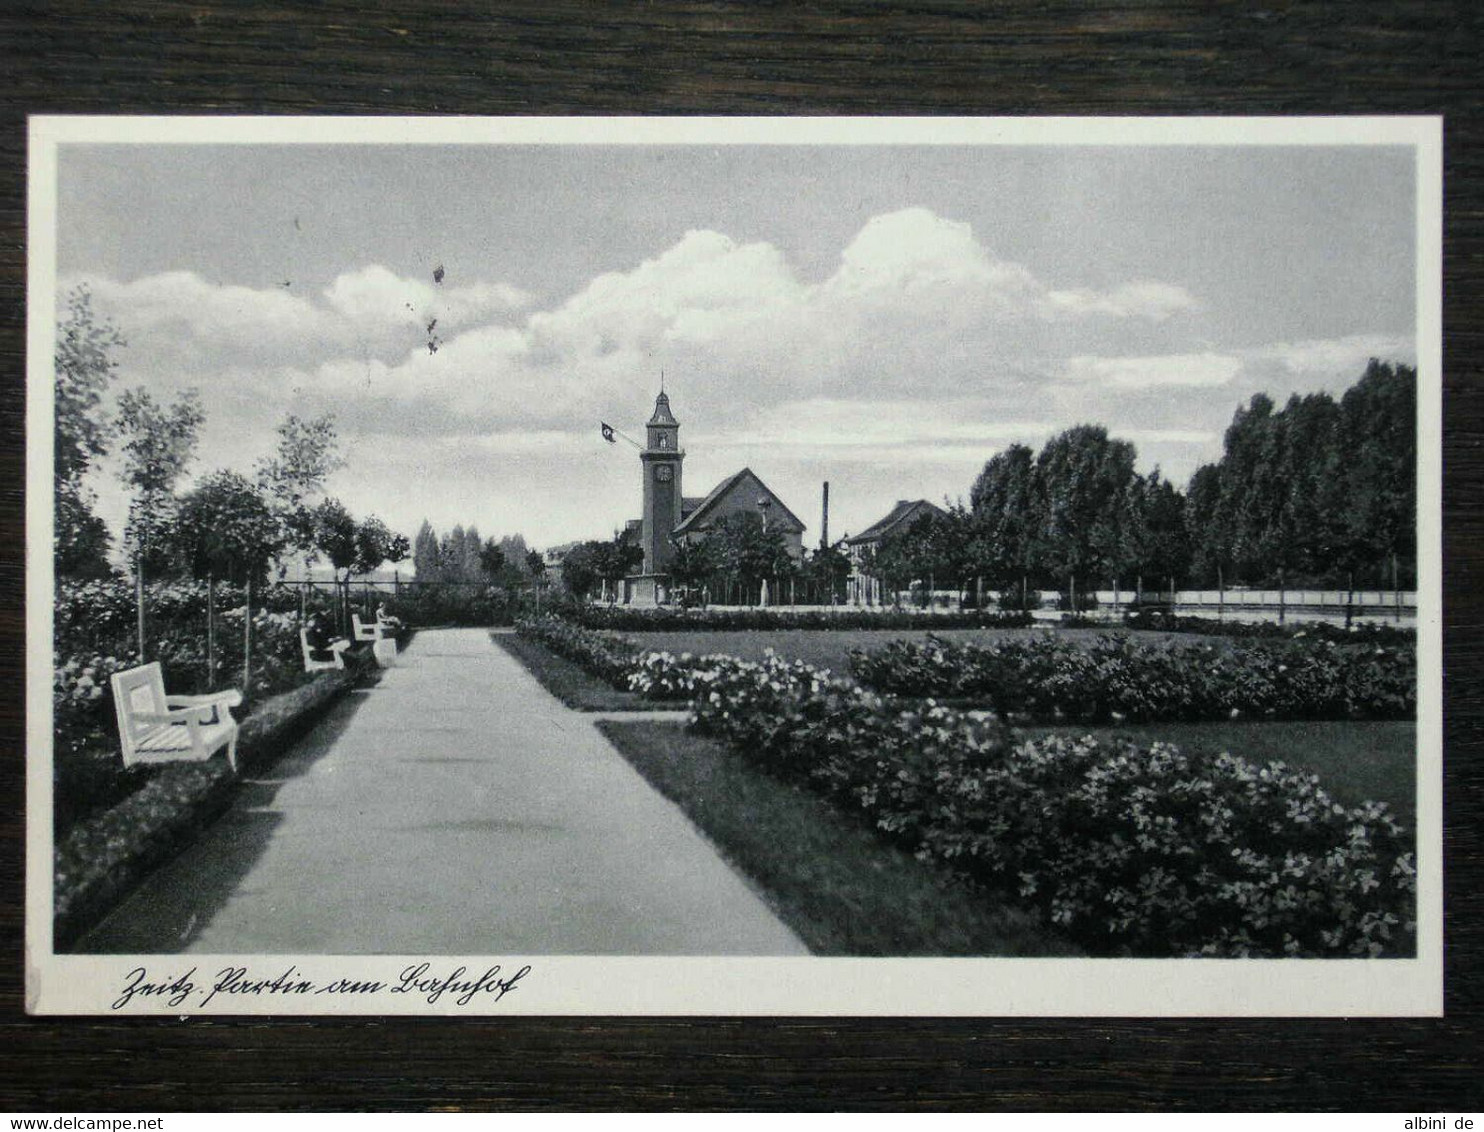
65 265 530 376
1245 334 1416 379
1045 281 1201 321
1064 352 1243 390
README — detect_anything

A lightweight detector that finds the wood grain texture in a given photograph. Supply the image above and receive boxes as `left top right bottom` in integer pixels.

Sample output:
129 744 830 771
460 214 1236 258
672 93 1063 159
1 1 1479 1112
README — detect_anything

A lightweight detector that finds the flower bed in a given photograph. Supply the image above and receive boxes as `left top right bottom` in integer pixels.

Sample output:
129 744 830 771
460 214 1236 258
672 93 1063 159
53 577 330 833
848 633 1415 723
515 615 642 689
679 650 1414 958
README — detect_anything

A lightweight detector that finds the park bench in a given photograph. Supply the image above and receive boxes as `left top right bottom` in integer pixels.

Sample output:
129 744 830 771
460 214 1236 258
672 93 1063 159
110 662 242 772
300 628 351 672
351 613 385 642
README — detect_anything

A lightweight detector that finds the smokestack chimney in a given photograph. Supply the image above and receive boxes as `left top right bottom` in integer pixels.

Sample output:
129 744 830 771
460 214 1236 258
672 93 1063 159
821 481 830 550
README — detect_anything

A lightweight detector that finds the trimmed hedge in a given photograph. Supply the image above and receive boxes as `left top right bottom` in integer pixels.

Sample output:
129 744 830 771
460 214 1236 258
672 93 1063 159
679 650 1414 958
568 606 1035 632
516 615 641 689
848 633 1415 723
1122 607 1415 645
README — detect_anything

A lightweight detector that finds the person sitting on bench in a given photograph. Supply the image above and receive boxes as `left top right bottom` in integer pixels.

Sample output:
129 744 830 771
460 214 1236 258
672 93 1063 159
305 612 350 664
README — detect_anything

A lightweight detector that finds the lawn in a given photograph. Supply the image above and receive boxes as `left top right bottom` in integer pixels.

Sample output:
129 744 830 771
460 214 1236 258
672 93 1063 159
491 632 653 711
502 628 1417 827
623 625 1227 676
1022 719 1416 827
597 719 1081 957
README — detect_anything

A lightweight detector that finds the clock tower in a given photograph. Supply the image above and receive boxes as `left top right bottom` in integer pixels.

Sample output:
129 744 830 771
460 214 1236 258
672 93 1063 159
639 390 684 574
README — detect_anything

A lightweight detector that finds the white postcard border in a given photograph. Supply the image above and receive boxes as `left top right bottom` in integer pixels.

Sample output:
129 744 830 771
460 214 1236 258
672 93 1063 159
25 114 1445 1017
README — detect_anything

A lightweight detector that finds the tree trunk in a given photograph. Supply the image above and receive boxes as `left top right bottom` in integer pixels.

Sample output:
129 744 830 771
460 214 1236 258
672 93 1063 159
1278 567 1286 627
135 557 146 661
1392 551 1401 622
207 573 216 690
243 575 253 696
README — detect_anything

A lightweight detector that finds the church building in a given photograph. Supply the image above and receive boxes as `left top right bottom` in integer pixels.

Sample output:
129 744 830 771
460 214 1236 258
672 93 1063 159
623 389 805 604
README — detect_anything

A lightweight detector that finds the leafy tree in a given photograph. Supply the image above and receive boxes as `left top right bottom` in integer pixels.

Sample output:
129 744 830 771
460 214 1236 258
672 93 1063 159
54 284 124 578
668 537 721 592
803 542 851 604
177 470 283 588
526 549 547 579
499 534 532 577
115 386 204 657
967 443 1039 588
256 413 342 567
558 541 601 600
177 469 284 689
313 498 360 581
413 519 440 581
463 524 484 583
478 537 506 583
1133 470 1191 590
1034 424 1138 596
708 512 791 600
440 525 465 581
1332 360 1416 585
352 515 407 578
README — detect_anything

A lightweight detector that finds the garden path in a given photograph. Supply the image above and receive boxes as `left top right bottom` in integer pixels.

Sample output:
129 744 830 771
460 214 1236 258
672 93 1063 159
77 627 807 956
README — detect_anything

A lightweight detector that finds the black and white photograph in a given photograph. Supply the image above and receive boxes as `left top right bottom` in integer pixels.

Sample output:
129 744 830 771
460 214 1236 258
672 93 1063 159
25 116 1442 1016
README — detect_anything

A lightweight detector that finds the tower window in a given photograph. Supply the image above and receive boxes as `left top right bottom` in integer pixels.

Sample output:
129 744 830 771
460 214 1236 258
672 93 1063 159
657 434 668 449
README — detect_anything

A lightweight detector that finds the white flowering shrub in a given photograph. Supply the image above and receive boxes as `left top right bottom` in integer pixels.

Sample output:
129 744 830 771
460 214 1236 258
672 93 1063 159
55 576 325 830
682 649 1414 958
849 633 1415 722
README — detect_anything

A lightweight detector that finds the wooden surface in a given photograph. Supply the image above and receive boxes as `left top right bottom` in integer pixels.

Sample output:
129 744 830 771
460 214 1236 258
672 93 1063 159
1 1 1480 1112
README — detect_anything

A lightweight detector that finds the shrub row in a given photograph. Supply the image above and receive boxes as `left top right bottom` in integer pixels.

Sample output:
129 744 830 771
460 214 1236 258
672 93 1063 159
848 633 1415 722
675 650 1413 958
566 605 1035 633
382 585 528 629
1122 607 1414 645
515 615 645 690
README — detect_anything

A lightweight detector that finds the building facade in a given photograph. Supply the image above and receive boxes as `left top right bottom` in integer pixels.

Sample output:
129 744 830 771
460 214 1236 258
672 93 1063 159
843 498 946 605
626 390 805 603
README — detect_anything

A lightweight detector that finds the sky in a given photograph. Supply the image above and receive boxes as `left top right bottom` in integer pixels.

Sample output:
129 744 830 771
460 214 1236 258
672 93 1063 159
54 141 1418 557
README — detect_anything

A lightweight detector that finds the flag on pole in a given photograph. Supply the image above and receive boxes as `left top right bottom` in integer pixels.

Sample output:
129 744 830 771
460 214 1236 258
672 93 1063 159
600 422 616 444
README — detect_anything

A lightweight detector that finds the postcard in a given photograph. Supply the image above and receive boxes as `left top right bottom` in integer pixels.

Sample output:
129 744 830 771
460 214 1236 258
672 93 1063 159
26 116 1442 1015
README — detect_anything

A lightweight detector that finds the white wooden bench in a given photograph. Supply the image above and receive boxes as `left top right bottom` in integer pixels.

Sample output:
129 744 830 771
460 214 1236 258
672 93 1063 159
351 613 384 642
110 662 242 772
300 628 351 672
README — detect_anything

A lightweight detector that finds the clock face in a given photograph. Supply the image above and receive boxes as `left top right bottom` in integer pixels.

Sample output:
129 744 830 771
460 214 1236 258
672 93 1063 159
655 465 673 482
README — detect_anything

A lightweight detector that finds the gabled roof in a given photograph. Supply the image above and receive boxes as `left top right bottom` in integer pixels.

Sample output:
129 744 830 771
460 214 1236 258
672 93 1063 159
844 499 946 546
672 467 806 537
680 496 706 519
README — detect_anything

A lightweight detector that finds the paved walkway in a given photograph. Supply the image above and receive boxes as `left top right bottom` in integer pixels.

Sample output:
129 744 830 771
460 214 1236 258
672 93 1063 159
77 628 807 956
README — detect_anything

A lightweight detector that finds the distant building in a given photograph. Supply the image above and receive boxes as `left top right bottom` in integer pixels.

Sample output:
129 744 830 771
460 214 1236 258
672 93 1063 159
843 498 946 605
541 541 582 590
623 389 805 604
